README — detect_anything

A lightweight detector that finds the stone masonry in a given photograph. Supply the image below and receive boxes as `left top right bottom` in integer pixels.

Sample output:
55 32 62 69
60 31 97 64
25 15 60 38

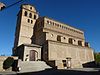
13 4 94 69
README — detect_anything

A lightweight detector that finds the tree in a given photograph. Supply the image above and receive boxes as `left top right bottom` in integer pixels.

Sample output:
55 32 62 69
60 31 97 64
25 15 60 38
94 52 100 65
3 57 14 69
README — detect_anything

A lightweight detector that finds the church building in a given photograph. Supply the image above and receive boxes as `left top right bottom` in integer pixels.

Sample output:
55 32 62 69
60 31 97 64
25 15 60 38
13 4 94 69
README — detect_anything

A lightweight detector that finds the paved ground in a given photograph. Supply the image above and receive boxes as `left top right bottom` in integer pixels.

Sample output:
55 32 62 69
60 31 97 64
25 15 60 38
17 69 100 75
0 71 17 75
0 68 100 75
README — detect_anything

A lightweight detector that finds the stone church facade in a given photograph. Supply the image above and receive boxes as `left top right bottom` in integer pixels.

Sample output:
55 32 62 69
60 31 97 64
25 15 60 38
13 4 94 69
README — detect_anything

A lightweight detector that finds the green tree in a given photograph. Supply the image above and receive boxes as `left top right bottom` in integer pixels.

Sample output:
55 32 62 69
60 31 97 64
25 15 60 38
3 57 14 69
94 52 100 64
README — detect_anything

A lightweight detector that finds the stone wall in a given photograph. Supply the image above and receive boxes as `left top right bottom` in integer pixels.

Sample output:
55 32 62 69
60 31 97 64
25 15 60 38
48 40 94 69
14 44 42 61
14 4 39 48
45 30 85 46
23 45 41 61
43 17 84 39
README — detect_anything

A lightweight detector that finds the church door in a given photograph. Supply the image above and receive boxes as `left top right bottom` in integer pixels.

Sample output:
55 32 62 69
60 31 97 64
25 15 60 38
30 50 36 61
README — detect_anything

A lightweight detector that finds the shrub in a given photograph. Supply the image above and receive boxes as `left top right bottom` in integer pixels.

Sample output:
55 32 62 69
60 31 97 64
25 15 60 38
3 57 14 69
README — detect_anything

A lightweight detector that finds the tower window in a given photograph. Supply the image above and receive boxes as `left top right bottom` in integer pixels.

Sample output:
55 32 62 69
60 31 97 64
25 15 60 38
68 38 73 44
31 20 33 24
57 35 61 42
78 41 82 46
24 11 28 16
27 19 30 23
64 37 66 39
85 42 89 47
34 15 36 19
29 13 32 18
47 20 49 24
30 7 32 10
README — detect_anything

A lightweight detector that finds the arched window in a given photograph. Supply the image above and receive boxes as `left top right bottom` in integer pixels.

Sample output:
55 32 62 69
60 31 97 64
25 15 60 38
68 38 73 44
31 20 33 24
78 40 82 46
34 15 36 19
29 13 32 18
27 19 30 23
85 42 89 47
47 20 49 24
24 11 28 16
57 35 61 42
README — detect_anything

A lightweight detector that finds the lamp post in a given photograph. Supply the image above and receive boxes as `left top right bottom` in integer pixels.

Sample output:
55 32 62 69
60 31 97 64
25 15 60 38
0 2 6 11
0 0 25 11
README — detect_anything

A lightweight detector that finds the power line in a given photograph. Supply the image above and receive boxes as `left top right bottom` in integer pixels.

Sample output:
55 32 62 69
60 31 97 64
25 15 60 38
0 0 25 11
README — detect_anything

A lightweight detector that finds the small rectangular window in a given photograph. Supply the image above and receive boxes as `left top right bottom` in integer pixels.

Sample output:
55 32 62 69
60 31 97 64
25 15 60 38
57 35 61 42
68 38 73 44
85 42 89 47
78 41 82 46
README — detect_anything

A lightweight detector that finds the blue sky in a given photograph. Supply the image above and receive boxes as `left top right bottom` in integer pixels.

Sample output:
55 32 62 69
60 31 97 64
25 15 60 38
0 0 100 56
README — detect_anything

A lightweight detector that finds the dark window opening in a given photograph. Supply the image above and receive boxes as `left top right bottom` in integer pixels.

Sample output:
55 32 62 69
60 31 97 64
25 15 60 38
24 11 27 16
29 13 32 18
78 41 82 46
28 19 30 23
34 15 36 19
30 7 32 10
47 20 49 24
64 37 66 39
68 38 73 44
62 60 66 63
62 60 67 67
85 42 89 47
31 20 33 24
57 35 61 42
26 55 29 57
74 40 76 42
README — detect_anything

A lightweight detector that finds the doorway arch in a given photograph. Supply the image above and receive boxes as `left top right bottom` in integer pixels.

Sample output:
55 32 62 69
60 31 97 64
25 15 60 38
29 50 38 61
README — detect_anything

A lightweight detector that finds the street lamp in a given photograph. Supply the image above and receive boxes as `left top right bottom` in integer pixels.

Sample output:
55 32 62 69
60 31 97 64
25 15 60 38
0 0 24 11
0 2 6 11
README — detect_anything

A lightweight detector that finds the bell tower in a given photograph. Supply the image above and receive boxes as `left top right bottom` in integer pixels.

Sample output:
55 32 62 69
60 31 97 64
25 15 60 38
14 4 38 48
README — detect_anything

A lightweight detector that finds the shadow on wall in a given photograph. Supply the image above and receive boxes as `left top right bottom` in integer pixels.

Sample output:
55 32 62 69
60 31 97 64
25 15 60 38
82 61 100 68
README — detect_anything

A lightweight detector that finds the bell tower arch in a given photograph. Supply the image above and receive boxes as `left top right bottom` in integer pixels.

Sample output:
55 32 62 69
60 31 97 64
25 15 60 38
14 4 39 48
